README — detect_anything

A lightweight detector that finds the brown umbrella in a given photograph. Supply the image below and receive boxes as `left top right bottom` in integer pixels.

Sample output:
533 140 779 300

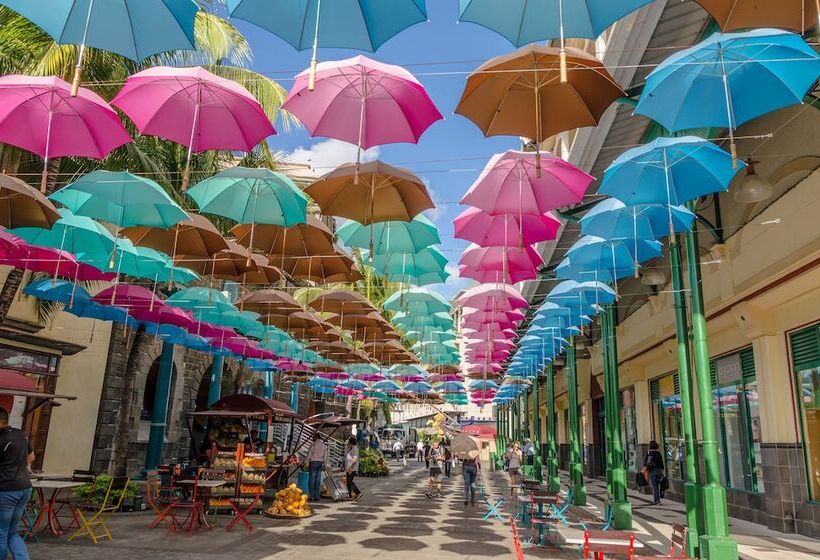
260 310 324 331
122 212 228 257
0 174 60 229
305 161 433 225
238 289 302 314
326 311 390 330
694 0 818 33
308 290 377 315
279 249 364 284
456 45 624 169
237 253 282 285
350 326 402 343
231 214 334 257
176 239 255 279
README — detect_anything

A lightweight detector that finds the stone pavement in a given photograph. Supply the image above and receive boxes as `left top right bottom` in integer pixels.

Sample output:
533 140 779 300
28 461 519 560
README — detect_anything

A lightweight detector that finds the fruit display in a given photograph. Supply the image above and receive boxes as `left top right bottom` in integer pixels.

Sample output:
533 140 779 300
240 484 264 495
242 454 266 469
265 483 312 518
209 497 232 508
242 471 265 484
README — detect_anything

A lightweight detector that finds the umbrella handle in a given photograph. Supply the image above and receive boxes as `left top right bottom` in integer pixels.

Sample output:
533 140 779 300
309 60 318 92
559 50 568 84
71 63 84 97
308 0 322 92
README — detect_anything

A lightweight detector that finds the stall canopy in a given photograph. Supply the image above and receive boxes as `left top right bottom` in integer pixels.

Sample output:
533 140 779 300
0 368 76 412
190 394 297 420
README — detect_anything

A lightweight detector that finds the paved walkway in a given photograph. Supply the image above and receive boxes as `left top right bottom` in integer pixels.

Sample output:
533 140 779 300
28 461 517 560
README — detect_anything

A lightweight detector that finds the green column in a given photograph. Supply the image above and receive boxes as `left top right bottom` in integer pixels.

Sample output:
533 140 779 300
545 362 560 491
145 342 174 471
671 235 703 557
206 354 224 407
532 372 543 482
514 399 521 442
524 384 530 440
685 219 738 560
603 304 632 529
567 338 587 505
602 312 615 497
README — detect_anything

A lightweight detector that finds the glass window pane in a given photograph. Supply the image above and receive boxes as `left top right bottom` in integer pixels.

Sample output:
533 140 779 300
798 367 820 499
621 387 638 471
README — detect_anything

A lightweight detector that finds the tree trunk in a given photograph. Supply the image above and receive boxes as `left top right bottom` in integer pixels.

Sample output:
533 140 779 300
112 324 147 477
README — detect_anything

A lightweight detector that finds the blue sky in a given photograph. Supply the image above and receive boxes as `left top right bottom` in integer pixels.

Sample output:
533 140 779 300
229 2 521 299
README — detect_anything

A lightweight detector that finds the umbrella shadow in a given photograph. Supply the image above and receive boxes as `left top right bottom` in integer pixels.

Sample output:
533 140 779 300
358 537 428 552
439 541 511 556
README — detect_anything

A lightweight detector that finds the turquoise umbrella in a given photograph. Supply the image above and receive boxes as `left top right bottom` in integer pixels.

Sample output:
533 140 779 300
50 171 188 229
11 208 115 257
167 287 234 312
368 246 449 285
392 311 453 329
347 363 380 375
337 214 440 254
382 286 451 314
404 329 456 343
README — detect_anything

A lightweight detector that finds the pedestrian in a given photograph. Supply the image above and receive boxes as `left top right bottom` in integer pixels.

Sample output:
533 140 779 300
243 428 263 453
522 438 536 466
306 433 327 502
0 407 33 560
198 428 220 466
425 440 444 498
504 441 523 497
461 455 480 506
424 441 431 469
644 440 665 505
416 440 424 462
442 443 452 477
345 436 362 502
392 439 404 463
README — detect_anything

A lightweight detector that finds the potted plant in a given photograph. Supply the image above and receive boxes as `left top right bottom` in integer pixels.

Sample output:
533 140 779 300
74 475 140 512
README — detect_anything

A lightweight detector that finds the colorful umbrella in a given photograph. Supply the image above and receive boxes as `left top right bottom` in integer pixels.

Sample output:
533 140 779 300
11 208 115 258
112 66 276 189
0 76 130 191
382 287 451 314
0 175 60 229
458 244 544 284
232 214 334 257
580 198 695 242
369 246 448 283
456 284 528 311
453 207 560 247
337 214 440 254
557 235 662 284
122 212 228 258
279 250 364 284
692 0 818 33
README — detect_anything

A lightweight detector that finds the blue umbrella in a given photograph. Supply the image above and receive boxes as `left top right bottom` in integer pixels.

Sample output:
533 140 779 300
0 0 199 93
470 380 499 391
23 278 91 308
372 380 402 393
636 29 820 157
548 280 617 308
404 381 433 394
557 235 662 284
580 198 695 242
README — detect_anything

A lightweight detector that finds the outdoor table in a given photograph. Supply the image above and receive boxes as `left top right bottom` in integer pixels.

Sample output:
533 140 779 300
553 527 645 550
528 494 561 545
174 479 226 531
31 479 85 537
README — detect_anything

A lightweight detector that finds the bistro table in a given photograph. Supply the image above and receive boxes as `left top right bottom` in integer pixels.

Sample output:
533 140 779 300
174 479 226 532
31 479 85 537
553 527 645 552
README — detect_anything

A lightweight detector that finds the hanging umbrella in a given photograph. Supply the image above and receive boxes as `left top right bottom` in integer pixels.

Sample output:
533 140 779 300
0 0 198 94
384 266 450 287
580 198 696 242
326 311 388 330
122 212 228 257
0 175 60 229
692 1 818 33
456 284 528 311
459 244 544 284
50 170 187 229
11 208 115 258
556 235 662 284
548 280 617 309
458 0 653 80
635 29 820 161
278 249 364 284
456 46 624 163
308 290 376 315
283 55 441 169
0 245 80 280
369 246 448 282
239 289 302 315
176 240 256 280
461 151 593 215
238 254 283 285
462 307 525 324
307 161 433 225
232 214 334 257
453 207 561 247
382 287 451 314
337 214 440 254
404 329 456 343
111 66 276 189
0 76 131 191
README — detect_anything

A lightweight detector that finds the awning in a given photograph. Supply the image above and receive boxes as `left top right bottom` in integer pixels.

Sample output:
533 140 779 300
188 394 297 420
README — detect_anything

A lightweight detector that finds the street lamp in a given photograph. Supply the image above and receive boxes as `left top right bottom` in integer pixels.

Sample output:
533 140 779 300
734 159 773 203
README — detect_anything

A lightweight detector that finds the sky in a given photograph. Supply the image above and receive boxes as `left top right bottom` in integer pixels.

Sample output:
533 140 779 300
227 2 522 300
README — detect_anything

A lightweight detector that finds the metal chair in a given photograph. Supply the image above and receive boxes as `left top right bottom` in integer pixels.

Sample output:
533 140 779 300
584 529 635 560
20 489 40 543
635 524 690 560
146 465 180 529
53 469 97 532
68 476 131 544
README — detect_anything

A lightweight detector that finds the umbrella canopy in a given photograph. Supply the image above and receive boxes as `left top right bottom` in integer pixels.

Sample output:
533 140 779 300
456 284 528 311
0 175 60 229
238 254 283 284
327 311 388 330
369 246 448 281
635 29 820 156
693 0 818 33
278 250 364 284
308 290 376 314
188 167 307 226
456 46 625 143
239 289 302 315
176 239 255 279
454 207 560 247
580 198 696 241
306 161 433 225
0 76 130 191
232 214 333 256
11 208 114 258
461 151 593 215
122 212 228 257
337 214 440 254
459 244 544 284
50 171 187 228
557 236 663 283
383 287 451 314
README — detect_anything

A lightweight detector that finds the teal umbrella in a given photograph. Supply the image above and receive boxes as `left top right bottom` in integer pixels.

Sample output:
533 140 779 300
50 171 187 229
390 268 450 286
412 340 459 356
404 329 456 343
392 311 453 329
347 363 380 375
11 208 115 257
167 287 235 312
382 286 451 314
337 214 440 254
368 246 449 285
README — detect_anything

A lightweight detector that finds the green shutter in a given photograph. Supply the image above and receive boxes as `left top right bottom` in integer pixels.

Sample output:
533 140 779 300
673 373 680 394
709 360 718 386
650 379 660 401
740 347 756 381
791 326 820 370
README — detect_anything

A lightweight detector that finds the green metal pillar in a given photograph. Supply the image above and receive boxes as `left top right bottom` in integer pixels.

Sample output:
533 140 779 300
145 342 174 471
545 362 560 492
685 219 738 560
567 338 587 505
206 354 224 407
671 235 703 557
524 384 530 441
514 399 521 442
532 372 543 482
603 304 632 529
602 311 615 497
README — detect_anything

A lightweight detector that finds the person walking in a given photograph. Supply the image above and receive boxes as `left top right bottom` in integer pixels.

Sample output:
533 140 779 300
522 438 536 466
345 437 361 502
0 407 33 560
461 456 480 506
644 440 665 505
504 441 523 497
416 440 424 462
392 439 404 462
425 441 444 498
306 433 327 502
423 441 431 469
442 443 452 477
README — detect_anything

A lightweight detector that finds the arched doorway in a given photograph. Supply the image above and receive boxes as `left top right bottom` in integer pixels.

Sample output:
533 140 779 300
138 357 178 443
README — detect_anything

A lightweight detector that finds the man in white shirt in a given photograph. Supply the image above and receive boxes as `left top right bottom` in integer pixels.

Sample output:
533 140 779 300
306 433 328 502
416 440 425 462
345 437 361 501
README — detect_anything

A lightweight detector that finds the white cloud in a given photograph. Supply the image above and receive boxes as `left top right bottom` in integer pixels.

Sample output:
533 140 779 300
286 139 380 175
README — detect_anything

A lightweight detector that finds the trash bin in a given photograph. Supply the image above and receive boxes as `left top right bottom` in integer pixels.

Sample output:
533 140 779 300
297 470 310 495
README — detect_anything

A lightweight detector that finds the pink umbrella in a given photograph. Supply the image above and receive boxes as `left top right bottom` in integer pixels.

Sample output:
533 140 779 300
0 230 27 259
353 373 386 382
334 386 359 397
461 307 526 324
458 244 544 284
315 371 350 381
464 363 503 374
428 373 464 383
453 206 561 247
278 359 313 373
392 374 426 383
137 305 195 331
462 326 517 339
460 150 593 215
465 350 511 362
457 284 528 311
197 323 237 341
112 66 276 189
0 76 131 192
470 390 497 400
2 245 80 279
282 56 442 171
464 338 516 350
93 284 162 309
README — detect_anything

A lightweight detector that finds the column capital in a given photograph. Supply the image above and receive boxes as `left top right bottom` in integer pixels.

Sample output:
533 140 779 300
731 301 776 339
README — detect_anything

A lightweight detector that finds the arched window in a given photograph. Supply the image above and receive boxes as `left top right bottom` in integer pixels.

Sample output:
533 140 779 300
141 357 178 438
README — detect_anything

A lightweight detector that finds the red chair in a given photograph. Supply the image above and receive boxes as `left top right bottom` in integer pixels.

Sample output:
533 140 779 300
584 529 635 560
146 465 179 529
635 524 691 560
510 516 525 560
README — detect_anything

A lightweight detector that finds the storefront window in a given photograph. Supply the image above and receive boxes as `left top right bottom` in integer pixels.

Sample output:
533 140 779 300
790 325 820 500
580 403 588 463
711 349 764 493
620 387 638 471
651 374 685 480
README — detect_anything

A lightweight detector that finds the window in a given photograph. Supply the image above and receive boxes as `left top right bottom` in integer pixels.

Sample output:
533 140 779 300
580 403 588 463
620 387 638 471
650 373 685 479
710 348 764 493
790 325 820 500
0 346 58 375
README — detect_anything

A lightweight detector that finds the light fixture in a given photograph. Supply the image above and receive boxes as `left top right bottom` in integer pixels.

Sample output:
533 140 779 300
734 158 773 203
641 269 666 286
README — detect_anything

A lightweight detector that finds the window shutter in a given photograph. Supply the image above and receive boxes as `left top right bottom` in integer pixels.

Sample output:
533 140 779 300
791 326 820 371
650 379 660 401
709 360 718 386
673 373 680 394
740 347 756 382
